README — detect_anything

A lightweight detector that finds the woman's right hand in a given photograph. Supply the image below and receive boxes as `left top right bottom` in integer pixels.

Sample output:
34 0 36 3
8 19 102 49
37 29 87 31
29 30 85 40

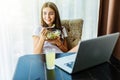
39 28 48 41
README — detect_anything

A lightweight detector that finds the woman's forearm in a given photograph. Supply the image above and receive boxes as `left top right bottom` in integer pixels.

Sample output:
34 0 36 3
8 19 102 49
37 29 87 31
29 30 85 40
33 36 45 54
56 39 68 52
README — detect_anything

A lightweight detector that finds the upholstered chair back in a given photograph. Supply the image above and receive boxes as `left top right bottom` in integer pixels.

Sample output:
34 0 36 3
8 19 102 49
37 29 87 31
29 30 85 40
61 19 83 50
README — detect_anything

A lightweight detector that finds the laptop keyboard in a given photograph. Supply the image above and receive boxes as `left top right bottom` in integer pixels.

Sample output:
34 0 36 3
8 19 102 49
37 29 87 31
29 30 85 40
64 61 74 68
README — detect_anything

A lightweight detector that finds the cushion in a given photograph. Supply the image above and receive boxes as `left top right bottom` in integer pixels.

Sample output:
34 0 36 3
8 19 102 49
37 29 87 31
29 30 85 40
61 19 83 50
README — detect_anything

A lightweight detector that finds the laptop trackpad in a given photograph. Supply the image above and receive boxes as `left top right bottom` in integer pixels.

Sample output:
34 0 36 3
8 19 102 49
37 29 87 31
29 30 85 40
55 54 76 67
64 61 74 68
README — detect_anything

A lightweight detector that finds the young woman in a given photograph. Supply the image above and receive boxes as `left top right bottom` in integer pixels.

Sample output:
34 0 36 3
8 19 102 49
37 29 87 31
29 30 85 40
32 2 69 54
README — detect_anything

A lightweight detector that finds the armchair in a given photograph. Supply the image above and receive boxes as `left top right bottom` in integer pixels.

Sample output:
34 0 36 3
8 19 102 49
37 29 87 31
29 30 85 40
61 19 83 50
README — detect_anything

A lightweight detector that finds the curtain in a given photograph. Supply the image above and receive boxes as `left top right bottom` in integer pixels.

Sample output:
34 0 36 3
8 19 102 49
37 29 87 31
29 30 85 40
0 0 39 80
0 0 99 80
98 0 120 60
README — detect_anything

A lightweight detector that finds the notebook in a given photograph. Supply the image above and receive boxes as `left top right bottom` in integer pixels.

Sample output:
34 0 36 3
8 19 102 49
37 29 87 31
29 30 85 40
55 32 120 74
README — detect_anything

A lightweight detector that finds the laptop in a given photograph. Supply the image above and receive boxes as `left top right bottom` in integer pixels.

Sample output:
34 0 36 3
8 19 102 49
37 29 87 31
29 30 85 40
55 32 120 74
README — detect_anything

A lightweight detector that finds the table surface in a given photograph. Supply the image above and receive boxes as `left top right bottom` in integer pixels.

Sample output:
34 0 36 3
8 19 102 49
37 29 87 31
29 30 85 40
13 53 120 80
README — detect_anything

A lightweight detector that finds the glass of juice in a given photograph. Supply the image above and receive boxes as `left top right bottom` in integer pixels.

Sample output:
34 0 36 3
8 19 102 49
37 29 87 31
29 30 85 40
45 48 56 70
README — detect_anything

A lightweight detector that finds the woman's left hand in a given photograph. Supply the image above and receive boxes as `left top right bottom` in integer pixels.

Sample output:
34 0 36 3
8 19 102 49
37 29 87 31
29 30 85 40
46 36 61 45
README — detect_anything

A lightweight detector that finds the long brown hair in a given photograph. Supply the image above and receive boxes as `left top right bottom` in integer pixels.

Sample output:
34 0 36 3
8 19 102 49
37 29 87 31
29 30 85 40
41 2 62 31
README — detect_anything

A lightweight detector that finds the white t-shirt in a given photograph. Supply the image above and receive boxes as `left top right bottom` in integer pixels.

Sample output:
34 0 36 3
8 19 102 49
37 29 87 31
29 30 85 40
32 26 68 53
